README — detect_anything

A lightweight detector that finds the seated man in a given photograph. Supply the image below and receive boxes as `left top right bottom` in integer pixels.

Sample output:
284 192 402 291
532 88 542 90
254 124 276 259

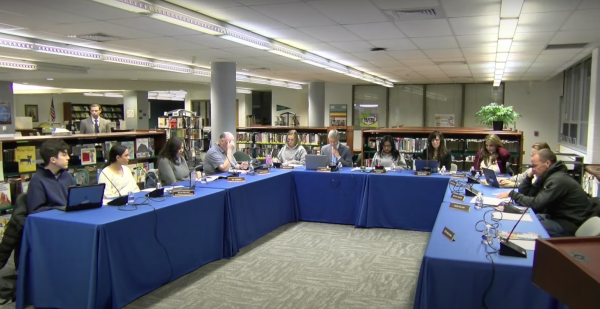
204 132 249 175
496 149 593 237
27 139 76 214
320 130 353 167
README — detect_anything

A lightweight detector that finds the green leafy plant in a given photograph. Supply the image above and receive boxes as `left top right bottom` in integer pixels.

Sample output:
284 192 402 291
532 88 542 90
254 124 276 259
475 103 521 126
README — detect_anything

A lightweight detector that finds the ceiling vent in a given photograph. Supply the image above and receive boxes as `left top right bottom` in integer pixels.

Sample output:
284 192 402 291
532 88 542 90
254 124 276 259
383 7 445 21
545 43 588 50
66 33 123 42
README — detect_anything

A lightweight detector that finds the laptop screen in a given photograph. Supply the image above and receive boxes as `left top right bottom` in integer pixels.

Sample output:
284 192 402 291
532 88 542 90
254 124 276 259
68 184 105 207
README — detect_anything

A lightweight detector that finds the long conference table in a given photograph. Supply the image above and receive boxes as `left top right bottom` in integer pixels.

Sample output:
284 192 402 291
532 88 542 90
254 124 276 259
16 167 568 309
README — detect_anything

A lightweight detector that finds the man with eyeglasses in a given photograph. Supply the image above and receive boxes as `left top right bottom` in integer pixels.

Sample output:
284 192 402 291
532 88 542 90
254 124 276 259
320 130 353 167
496 149 593 237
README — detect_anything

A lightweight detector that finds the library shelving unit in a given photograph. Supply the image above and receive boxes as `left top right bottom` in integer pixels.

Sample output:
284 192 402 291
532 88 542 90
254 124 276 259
361 127 523 172
583 164 600 197
63 102 124 128
157 109 203 165
0 130 167 211
235 126 354 161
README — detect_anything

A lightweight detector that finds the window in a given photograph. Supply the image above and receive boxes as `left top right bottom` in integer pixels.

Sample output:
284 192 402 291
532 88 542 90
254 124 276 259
559 57 591 149
353 85 388 128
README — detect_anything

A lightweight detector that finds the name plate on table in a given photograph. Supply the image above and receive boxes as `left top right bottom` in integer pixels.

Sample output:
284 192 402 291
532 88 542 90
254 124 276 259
173 189 194 197
449 179 458 186
465 186 480 196
317 167 331 172
257 170 270 175
280 166 294 170
227 176 246 182
451 193 465 201
442 227 456 242
371 169 386 174
414 171 431 176
452 174 467 178
449 202 471 212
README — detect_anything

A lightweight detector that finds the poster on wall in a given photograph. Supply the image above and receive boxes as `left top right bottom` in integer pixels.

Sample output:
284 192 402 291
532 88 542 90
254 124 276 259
0 102 12 125
329 105 347 126
435 114 455 127
361 113 378 128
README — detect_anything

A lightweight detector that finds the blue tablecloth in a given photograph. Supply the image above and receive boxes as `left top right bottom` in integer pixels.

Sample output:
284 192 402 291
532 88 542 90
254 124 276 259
414 184 566 309
195 168 298 255
358 172 450 231
292 167 367 225
17 189 227 309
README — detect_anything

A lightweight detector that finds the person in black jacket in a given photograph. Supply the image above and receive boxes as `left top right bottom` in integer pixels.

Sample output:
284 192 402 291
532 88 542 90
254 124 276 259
496 149 593 237
420 131 452 171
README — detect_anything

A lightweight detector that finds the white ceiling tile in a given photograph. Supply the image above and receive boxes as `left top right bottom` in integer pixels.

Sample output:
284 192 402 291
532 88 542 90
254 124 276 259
509 45 546 54
505 61 533 68
423 49 464 58
328 41 375 53
166 0 242 11
508 53 539 61
461 46 497 56
343 23 406 40
394 19 453 38
504 67 529 73
387 50 429 60
367 39 417 51
410 66 443 72
561 10 600 31
465 54 497 62
512 32 555 45
579 0 600 9
108 17 200 37
42 21 159 40
470 67 495 73
468 62 495 69
297 26 362 42
330 53 371 65
235 0 297 5
443 71 472 77
351 52 395 61
550 30 600 44
2 0 93 24
412 36 459 49
219 46 274 57
540 48 585 55
371 0 440 9
456 34 497 48
535 54 577 62
174 34 243 49
502 72 524 77
256 28 322 49
301 42 344 55
201 6 289 33
400 59 436 66
368 59 403 67
449 16 499 35
521 0 580 13
307 0 388 24
517 12 571 33
250 2 337 27
431 57 466 63
29 0 139 20
441 0 500 18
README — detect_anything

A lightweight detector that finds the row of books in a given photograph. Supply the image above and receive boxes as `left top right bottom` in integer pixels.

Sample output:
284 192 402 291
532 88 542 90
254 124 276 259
366 137 520 153
237 132 345 145
71 113 122 120
158 117 202 129
236 145 321 159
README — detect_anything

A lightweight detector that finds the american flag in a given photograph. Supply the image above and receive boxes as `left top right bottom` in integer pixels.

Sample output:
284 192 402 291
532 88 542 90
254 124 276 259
50 97 55 122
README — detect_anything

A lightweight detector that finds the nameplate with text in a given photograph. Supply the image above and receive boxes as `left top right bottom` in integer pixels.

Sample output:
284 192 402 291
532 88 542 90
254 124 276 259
449 202 471 212
442 227 456 242
227 177 246 182
280 166 294 170
257 170 270 175
371 169 386 174
452 174 467 178
173 189 194 197
450 193 465 201
317 167 331 172
414 171 431 176
449 179 458 186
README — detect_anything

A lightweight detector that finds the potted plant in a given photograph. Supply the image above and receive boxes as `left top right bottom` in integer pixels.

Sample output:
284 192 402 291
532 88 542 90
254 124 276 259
475 103 521 131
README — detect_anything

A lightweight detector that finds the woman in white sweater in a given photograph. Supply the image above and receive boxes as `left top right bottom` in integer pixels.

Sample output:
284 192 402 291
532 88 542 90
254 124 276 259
98 144 140 199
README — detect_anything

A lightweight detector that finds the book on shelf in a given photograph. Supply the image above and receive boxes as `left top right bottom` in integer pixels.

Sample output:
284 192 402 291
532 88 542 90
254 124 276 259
135 138 150 158
0 142 3 182
120 141 135 158
15 146 36 173
0 182 11 209
81 148 97 165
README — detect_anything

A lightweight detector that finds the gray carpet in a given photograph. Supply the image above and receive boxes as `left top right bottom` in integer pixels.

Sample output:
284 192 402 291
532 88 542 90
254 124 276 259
125 222 430 309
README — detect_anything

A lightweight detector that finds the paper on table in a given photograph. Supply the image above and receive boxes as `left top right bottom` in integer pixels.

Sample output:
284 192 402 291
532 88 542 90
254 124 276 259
492 212 533 221
141 188 155 192
510 240 536 251
469 196 511 205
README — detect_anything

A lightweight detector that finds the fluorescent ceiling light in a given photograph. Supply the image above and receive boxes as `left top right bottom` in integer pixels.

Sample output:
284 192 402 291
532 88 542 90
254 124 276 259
496 62 506 69
104 55 152 67
220 31 271 50
495 74 503 79
270 80 288 87
497 39 513 53
500 0 524 18
495 69 504 75
0 38 33 50
84 92 104 97
193 69 211 76
236 74 250 82
326 62 349 74
151 6 225 36
362 74 376 82
104 93 123 98
346 68 364 79
153 63 193 73
249 77 270 84
36 44 102 60
499 19 519 39
496 53 509 62
301 59 328 68
0 60 36 70
269 45 304 60
493 80 501 87
91 0 152 13
287 83 302 90
326 66 349 74
360 104 378 108
384 81 394 88
236 89 252 94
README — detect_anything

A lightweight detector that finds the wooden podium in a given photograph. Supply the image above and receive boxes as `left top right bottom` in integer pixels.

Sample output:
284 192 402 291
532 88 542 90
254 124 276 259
532 237 600 309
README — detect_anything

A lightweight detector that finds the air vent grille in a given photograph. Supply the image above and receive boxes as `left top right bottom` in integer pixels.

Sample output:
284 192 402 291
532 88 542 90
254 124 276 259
383 7 445 21
545 43 588 50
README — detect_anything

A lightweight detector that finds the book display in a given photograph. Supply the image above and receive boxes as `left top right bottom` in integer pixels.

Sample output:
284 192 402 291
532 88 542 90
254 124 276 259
158 109 203 164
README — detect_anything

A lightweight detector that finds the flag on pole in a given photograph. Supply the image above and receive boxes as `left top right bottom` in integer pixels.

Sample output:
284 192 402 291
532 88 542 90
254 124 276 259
50 97 56 122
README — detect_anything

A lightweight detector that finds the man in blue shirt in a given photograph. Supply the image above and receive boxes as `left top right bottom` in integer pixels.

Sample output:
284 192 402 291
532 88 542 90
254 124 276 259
27 140 76 213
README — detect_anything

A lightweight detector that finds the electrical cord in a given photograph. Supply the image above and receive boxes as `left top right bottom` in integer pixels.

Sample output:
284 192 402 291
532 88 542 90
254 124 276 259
475 210 502 309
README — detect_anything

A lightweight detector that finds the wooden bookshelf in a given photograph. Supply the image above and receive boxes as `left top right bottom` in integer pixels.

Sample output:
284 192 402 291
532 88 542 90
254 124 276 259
63 102 124 125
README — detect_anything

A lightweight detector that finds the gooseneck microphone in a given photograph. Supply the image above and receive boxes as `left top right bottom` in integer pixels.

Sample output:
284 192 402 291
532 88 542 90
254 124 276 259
101 168 122 197
499 203 530 258
423 140 432 173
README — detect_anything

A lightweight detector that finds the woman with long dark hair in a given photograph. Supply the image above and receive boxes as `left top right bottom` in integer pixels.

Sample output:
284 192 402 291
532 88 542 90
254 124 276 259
473 134 511 174
157 137 199 186
98 144 140 198
372 135 406 168
420 131 452 171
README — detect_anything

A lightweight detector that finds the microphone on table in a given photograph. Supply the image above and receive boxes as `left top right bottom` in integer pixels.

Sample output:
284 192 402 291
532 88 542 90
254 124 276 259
502 174 525 214
102 169 130 206
499 203 531 258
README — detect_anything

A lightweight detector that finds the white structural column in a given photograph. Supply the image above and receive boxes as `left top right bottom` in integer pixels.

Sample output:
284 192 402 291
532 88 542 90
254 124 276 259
308 82 325 127
588 48 600 163
123 91 150 130
211 62 236 143
0 82 15 134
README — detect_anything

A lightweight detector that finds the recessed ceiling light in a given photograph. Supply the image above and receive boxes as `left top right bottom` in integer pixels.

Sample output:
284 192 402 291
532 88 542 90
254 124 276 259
46 78 54 80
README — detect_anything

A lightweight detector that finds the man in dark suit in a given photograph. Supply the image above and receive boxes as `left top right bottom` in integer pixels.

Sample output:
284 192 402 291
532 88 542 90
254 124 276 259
320 130 353 167
79 103 111 134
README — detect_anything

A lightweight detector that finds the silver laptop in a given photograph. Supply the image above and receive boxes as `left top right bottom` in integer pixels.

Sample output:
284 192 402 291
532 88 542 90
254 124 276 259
305 155 328 170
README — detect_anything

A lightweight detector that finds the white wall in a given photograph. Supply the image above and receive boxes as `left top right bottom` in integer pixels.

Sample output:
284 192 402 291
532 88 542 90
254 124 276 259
325 83 352 126
14 93 123 126
237 93 251 126
271 88 308 126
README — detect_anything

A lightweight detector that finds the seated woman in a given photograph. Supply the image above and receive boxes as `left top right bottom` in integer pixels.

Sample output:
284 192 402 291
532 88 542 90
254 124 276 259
372 135 406 168
420 131 452 171
277 130 307 165
98 144 140 198
499 142 550 187
157 137 199 186
473 134 511 174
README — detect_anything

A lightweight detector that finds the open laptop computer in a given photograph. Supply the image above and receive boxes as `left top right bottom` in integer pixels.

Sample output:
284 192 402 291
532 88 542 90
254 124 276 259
305 155 328 170
415 160 438 173
482 167 501 188
57 184 105 212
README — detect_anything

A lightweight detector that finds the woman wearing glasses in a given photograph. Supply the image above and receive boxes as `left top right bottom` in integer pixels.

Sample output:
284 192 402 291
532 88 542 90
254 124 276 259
277 130 307 165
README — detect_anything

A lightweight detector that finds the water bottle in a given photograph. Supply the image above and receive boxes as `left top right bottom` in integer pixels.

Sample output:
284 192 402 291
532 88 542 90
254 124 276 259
440 166 447 175
390 162 396 171
337 160 343 171
127 191 135 206
482 224 492 244
475 193 483 210
200 171 207 184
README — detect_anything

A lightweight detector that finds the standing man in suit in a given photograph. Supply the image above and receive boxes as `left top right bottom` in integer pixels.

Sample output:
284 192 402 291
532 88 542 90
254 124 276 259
79 103 111 134
320 130 353 167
